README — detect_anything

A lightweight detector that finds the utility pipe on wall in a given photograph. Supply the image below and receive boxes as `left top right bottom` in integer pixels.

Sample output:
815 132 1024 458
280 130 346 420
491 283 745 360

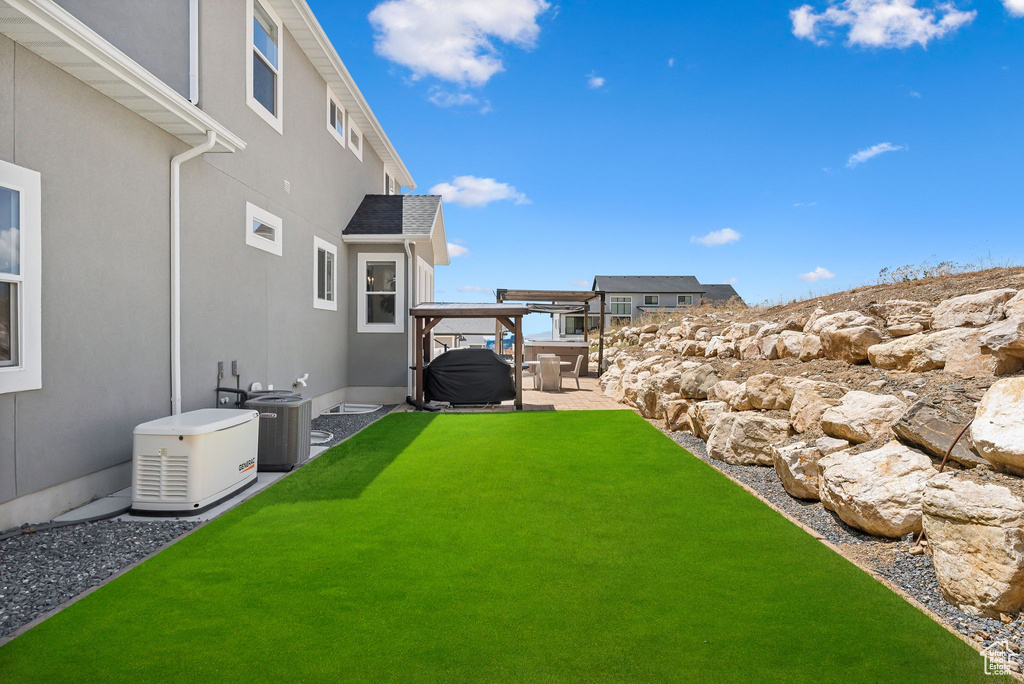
405 241 415 398
170 131 217 415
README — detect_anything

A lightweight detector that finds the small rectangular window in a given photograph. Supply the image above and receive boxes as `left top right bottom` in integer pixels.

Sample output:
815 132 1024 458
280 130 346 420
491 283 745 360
348 120 363 161
314 237 337 311
678 295 693 306
644 295 659 306
245 202 283 256
358 253 404 333
385 172 391 195
327 87 346 147
247 0 283 132
610 296 631 316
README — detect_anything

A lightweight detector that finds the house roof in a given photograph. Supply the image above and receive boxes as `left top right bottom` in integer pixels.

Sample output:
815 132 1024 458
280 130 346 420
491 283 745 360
592 276 702 293
702 284 742 302
432 318 498 336
0 0 244 153
343 195 449 265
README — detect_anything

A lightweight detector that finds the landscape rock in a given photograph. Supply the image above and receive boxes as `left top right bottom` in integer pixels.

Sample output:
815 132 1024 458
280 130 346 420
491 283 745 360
869 300 933 328
979 316 1024 359
790 382 845 433
815 436 850 455
888 322 925 337
820 391 907 444
678 365 718 399
799 334 824 362
866 328 975 372
892 399 985 469
819 441 936 538
971 378 1024 476
664 399 694 432
707 412 793 466
944 329 1024 378
923 470 1024 617
635 369 682 419
930 289 1017 330
805 310 878 335
1006 291 1024 318
820 325 884 364
772 442 824 500
745 374 807 411
776 330 806 359
688 401 727 440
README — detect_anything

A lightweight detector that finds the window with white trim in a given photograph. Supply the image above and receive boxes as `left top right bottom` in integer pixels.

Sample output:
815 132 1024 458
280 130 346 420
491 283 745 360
384 170 398 195
246 0 283 133
327 87 345 148
0 160 41 394
643 294 659 306
357 252 404 333
313 237 337 311
348 119 363 161
678 295 694 306
610 296 631 316
564 315 600 336
245 202 282 256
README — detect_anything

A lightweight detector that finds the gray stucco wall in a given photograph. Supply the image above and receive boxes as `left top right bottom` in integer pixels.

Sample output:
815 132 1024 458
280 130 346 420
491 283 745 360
0 0 425 513
55 0 191 98
345 243 409 389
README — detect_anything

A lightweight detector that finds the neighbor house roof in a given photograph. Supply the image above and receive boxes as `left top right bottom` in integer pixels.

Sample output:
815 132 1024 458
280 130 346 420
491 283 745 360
343 195 449 265
701 284 741 302
592 276 703 293
432 318 498 336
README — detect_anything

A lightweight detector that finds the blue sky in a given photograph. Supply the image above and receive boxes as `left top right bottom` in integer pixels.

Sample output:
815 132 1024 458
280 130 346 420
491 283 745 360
309 0 1023 331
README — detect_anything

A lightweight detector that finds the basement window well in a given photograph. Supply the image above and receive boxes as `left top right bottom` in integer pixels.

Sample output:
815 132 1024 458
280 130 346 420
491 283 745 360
0 160 41 394
245 202 282 256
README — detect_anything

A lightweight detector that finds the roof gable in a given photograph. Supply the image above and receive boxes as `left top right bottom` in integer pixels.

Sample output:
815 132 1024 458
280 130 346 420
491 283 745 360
593 275 703 293
344 195 440 236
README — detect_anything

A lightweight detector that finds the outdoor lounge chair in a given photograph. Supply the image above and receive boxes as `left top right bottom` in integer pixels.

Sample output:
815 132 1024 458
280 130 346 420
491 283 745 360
561 355 584 389
538 355 562 392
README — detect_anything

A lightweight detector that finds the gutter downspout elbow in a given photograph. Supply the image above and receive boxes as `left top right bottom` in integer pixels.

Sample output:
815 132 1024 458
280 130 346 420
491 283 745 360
170 130 217 415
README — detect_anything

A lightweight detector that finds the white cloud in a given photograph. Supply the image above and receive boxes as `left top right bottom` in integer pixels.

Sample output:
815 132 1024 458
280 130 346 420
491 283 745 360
1005 0 1024 17
428 88 478 107
570 279 590 288
369 0 551 86
908 89 921 98
667 57 676 67
725 277 738 284
586 72 605 89
799 266 836 282
846 141 905 168
447 243 469 257
458 285 491 294
430 175 530 207
793 201 818 207
790 0 975 49
690 227 742 247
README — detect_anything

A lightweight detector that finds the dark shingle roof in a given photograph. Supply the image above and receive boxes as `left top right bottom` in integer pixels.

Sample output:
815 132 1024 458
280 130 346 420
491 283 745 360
343 195 440 236
592 275 702 293
701 284 742 302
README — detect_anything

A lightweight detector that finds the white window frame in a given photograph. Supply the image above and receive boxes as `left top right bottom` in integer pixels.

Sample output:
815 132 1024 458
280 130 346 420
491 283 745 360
610 296 631 316
357 252 404 333
348 119 363 162
563 314 600 336
0 160 41 394
313 236 338 311
326 85 346 148
643 294 659 306
383 168 399 195
246 0 284 134
678 294 694 306
245 202 283 256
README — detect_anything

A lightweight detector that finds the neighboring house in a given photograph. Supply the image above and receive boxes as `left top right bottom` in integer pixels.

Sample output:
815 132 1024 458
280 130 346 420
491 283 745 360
0 0 447 529
430 318 495 354
551 276 741 339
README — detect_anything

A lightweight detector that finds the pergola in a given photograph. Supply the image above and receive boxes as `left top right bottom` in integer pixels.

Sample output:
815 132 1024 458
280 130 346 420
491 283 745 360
495 289 607 374
409 302 532 411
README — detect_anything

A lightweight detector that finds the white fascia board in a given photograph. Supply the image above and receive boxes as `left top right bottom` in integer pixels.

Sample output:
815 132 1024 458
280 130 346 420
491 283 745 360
341 234 425 245
429 203 449 266
269 0 414 188
0 0 245 153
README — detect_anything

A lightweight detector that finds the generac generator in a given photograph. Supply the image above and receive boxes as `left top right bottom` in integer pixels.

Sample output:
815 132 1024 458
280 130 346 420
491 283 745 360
131 409 259 515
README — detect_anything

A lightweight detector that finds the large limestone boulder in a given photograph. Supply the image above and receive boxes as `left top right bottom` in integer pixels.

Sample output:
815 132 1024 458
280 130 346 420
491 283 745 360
888 322 925 338
820 326 883 364
776 330 806 359
678 365 718 399
866 328 974 372
816 436 850 455
892 399 985 469
930 289 1017 330
979 316 1024 359
634 370 682 419
799 334 824 362
739 337 763 360
613 371 648 405
707 380 739 403
707 412 793 466
869 299 933 328
944 329 1024 378
972 378 1024 476
790 382 845 433
704 336 736 358
664 399 695 432
805 310 878 335
1006 292 1024 318
711 381 752 411
819 441 936 537
746 374 807 411
820 391 907 444
688 401 728 440
772 442 824 500
759 334 781 361
923 470 1024 617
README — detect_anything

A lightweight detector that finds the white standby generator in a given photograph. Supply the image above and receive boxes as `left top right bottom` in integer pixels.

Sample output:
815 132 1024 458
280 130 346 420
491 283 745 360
132 409 260 515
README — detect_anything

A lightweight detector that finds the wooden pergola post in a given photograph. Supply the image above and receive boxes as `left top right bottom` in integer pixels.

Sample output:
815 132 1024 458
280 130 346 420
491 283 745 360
514 315 523 410
414 316 424 410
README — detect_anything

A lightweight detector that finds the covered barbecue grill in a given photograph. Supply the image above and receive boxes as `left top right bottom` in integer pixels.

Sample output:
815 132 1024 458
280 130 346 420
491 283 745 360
424 349 516 405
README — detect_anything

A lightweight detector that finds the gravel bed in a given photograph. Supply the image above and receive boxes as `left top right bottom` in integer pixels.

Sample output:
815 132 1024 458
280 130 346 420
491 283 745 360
311 404 398 448
1 519 197 638
667 430 1024 653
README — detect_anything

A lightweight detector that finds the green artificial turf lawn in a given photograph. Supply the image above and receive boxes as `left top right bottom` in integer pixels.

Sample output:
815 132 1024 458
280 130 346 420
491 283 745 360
0 411 1001 682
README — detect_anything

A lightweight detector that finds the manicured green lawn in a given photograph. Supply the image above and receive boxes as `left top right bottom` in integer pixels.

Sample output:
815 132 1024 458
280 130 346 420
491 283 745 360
0 411 999 682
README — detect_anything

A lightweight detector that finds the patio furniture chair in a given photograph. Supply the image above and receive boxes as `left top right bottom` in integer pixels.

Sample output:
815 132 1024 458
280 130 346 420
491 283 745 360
561 355 584 390
538 355 562 392
522 363 539 390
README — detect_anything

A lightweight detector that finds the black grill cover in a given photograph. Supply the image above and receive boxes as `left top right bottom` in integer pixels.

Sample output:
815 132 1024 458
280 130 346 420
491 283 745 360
424 349 516 405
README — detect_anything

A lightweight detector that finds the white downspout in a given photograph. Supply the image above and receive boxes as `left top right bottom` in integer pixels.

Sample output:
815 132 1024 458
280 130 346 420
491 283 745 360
405 241 415 398
170 131 217 415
